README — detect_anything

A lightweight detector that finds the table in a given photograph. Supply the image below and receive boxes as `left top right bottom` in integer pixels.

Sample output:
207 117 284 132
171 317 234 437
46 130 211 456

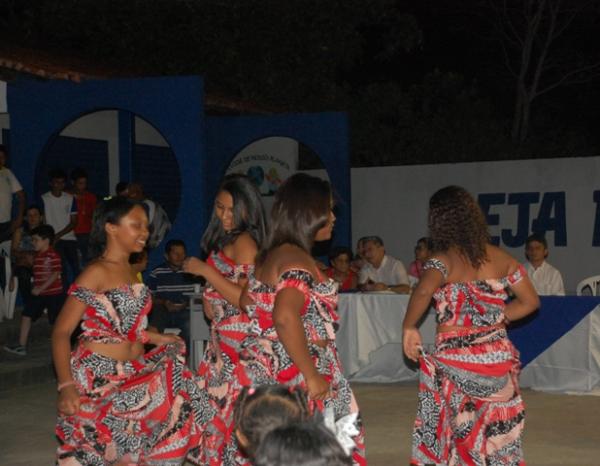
336 293 435 383
336 293 600 393
185 291 211 370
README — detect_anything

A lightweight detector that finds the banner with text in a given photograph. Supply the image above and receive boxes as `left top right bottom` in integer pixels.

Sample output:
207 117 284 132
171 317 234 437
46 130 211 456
350 156 600 293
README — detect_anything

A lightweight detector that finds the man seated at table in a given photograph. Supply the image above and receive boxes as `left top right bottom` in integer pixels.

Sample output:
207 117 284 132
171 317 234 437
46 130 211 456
524 233 565 296
358 236 410 294
146 239 201 349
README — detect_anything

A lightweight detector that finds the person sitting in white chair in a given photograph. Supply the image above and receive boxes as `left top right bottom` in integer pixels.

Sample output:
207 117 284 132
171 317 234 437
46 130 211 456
524 233 565 296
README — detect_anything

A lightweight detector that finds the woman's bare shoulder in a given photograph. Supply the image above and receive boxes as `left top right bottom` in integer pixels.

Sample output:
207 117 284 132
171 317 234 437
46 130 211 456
486 244 520 274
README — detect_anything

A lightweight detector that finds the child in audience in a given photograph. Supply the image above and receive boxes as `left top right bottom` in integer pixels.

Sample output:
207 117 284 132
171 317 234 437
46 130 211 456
253 420 352 466
4 225 64 356
234 385 311 461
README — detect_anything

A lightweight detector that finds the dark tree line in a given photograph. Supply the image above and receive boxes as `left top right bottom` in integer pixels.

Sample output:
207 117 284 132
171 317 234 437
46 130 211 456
1 0 599 166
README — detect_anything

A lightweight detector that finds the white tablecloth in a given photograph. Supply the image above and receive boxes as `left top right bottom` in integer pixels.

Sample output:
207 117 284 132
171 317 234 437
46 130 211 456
336 293 600 393
336 293 435 383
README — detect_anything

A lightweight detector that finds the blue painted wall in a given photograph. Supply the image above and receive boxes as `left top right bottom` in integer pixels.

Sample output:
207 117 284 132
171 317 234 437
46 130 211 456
7 76 207 262
205 113 351 249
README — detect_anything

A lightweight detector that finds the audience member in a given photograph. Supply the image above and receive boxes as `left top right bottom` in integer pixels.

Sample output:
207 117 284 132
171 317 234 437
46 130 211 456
234 385 311 461
70 168 97 266
127 181 171 248
524 233 565 295
129 248 149 284
253 420 352 466
146 239 200 348
115 180 129 198
41 169 80 284
408 237 433 287
358 236 410 293
0 144 26 248
4 225 64 356
350 237 367 274
8 205 44 312
327 246 358 291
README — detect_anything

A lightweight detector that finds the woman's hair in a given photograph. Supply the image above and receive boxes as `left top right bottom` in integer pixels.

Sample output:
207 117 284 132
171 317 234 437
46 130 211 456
234 384 311 458
201 174 267 253
259 173 331 262
428 185 490 267
89 197 145 259
253 420 352 466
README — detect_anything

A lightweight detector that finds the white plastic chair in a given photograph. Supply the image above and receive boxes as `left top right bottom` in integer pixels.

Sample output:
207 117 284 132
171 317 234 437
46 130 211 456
576 275 600 296
1 242 18 321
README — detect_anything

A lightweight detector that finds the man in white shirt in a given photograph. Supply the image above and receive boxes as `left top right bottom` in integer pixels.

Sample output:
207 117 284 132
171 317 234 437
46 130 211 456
358 236 410 294
524 233 565 296
42 169 79 283
0 145 26 248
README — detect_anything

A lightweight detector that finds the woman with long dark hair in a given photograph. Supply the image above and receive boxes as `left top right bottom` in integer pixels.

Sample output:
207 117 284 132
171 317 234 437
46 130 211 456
183 173 267 465
239 173 366 465
402 186 539 465
52 197 210 465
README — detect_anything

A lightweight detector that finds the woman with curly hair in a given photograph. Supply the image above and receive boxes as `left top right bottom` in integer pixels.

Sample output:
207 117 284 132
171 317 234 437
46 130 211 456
402 185 539 466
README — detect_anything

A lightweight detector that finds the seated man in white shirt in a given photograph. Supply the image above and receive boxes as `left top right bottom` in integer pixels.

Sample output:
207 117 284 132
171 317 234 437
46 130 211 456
358 236 410 294
524 233 565 295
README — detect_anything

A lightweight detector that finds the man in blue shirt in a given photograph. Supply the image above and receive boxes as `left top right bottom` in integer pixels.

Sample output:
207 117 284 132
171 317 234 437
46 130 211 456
146 239 200 350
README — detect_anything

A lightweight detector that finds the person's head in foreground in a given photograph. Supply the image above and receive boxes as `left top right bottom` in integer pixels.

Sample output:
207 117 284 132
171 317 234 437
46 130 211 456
253 419 352 466
234 384 311 459
429 185 490 267
261 173 334 260
202 173 267 253
89 197 148 259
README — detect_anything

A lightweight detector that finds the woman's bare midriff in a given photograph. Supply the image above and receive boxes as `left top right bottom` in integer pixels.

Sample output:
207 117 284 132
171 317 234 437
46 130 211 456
83 340 145 361
313 339 328 349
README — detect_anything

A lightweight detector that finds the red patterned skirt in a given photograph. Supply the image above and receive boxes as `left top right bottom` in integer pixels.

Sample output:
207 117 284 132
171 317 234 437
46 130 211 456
411 326 525 466
188 305 253 466
56 343 213 466
241 337 367 466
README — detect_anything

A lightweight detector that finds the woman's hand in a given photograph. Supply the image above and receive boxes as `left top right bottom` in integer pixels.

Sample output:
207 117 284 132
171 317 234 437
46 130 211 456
57 385 80 416
403 326 423 362
183 257 206 276
306 373 330 400
156 333 184 346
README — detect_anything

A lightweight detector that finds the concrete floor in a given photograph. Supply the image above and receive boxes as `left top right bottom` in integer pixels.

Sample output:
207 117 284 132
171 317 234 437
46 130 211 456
0 381 599 465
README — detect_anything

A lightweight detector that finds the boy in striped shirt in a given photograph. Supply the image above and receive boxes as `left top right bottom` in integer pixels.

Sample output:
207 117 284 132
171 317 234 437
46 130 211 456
4 225 64 356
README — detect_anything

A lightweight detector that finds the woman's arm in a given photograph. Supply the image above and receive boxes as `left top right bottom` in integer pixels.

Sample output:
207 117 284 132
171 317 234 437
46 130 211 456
184 234 258 308
505 274 540 322
52 295 87 415
402 268 444 361
273 287 329 400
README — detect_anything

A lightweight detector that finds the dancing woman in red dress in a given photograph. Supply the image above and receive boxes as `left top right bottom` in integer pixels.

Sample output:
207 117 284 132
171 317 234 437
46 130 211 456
184 174 266 465
53 197 211 466
240 174 366 465
403 186 540 466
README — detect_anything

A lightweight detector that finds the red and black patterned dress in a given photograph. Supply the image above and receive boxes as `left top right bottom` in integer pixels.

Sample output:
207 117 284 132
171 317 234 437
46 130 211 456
56 283 213 466
411 259 527 466
189 251 254 466
244 269 367 466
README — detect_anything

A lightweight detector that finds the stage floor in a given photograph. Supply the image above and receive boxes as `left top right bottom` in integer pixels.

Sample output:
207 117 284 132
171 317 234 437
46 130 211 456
0 381 598 465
